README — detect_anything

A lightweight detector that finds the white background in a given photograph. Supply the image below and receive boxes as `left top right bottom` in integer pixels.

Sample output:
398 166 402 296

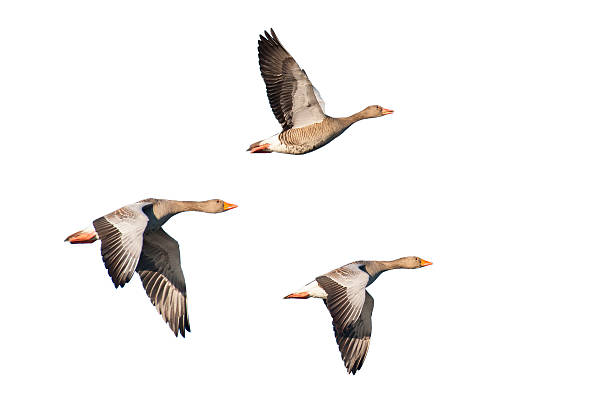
1 1 611 406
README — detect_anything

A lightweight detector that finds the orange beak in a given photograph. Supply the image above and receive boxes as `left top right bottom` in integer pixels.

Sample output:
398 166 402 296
420 258 433 267
223 202 238 211
381 108 394 115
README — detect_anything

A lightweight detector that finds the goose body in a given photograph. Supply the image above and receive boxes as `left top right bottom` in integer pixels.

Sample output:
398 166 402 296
285 257 432 374
248 29 393 155
65 198 237 337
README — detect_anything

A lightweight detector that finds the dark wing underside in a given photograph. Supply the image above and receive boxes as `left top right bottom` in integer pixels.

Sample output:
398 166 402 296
136 228 190 337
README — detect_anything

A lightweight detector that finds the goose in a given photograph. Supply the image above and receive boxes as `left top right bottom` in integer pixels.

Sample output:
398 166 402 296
284 256 432 374
65 198 237 337
248 29 393 155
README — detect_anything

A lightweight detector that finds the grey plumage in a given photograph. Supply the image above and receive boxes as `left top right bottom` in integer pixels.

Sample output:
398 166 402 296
317 263 371 374
317 271 373 374
136 229 189 337
67 198 237 337
250 29 393 155
285 257 430 374
331 291 373 375
92 201 151 288
258 29 325 131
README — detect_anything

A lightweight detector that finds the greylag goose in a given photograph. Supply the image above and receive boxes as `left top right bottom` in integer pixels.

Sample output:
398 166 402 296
248 29 393 155
65 198 237 337
284 256 432 374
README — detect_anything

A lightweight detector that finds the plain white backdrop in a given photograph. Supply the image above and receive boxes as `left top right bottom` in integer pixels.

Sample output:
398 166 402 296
1 0 611 406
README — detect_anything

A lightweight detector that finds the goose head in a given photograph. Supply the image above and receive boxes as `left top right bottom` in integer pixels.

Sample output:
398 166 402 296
199 199 238 213
363 105 394 118
394 256 433 269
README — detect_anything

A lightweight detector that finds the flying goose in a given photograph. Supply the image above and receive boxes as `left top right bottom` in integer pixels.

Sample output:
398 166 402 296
284 256 432 374
65 198 237 337
248 29 393 155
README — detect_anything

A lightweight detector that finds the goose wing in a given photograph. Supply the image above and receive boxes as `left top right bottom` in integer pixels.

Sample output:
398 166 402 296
258 29 326 131
331 291 373 375
93 201 152 288
316 263 372 374
136 228 190 337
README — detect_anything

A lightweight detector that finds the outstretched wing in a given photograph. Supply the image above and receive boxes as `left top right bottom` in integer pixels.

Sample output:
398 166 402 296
258 29 326 131
93 201 152 288
316 263 371 374
331 291 373 375
136 228 189 337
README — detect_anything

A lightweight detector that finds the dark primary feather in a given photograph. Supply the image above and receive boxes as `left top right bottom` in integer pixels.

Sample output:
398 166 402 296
333 291 373 374
258 29 324 131
258 29 296 130
317 275 373 374
136 228 190 337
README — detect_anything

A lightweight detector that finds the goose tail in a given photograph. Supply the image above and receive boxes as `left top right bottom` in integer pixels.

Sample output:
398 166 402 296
65 226 99 244
247 140 272 153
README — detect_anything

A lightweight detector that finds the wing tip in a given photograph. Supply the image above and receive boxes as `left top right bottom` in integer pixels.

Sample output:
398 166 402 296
259 28 281 48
